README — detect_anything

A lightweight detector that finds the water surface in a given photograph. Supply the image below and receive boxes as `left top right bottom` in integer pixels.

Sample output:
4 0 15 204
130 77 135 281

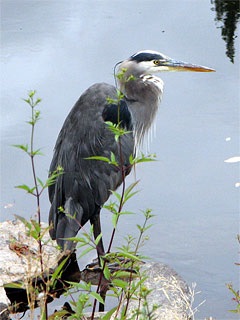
1 1 239 319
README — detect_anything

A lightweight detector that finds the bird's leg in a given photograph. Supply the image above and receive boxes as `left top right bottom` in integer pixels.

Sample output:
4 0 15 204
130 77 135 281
90 211 105 260
90 211 108 312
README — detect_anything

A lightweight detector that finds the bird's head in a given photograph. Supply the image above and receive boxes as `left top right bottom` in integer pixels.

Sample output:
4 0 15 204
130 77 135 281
117 50 215 79
115 50 215 146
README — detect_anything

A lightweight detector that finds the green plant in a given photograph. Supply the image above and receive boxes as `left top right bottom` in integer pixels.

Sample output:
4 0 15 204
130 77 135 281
65 115 157 319
66 208 156 320
12 91 63 319
87 94 156 318
227 235 240 314
227 283 240 314
10 90 158 320
100 211 157 320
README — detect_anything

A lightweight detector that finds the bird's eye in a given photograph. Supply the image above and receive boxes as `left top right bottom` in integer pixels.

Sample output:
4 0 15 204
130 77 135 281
153 60 160 66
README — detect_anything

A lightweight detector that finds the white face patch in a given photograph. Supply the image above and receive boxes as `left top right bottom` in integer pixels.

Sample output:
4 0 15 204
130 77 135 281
138 60 155 69
137 60 173 75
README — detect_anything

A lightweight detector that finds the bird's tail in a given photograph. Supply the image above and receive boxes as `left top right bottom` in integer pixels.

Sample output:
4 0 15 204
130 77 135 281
49 197 83 251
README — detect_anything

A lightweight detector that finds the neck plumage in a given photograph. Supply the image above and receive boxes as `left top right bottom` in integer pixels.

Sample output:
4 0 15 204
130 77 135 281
116 64 164 147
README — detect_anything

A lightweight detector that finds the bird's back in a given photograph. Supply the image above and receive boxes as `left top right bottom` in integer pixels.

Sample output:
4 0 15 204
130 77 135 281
48 83 134 249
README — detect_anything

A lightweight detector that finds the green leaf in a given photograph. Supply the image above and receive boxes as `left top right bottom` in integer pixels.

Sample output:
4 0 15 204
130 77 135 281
125 180 139 195
110 152 118 165
66 281 91 291
144 209 155 219
116 251 141 262
124 190 139 203
28 90 36 98
26 120 35 126
116 68 127 81
120 210 135 215
113 270 134 279
112 278 128 289
35 98 42 105
30 219 41 234
15 184 36 194
101 306 118 320
79 246 94 258
127 74 136 82
48 310 69 320
46 166 64 187
111 190 122 202
90 291 105 305
85 155 111 163
116 89 124 99
37 177 45 188
14 217 40 240
112 213 118 228
3 282 23 289
103 265 111 280
29 229 39 240
94 233 102 246
129 153 157 165
51 256 69 286
23 98 31 104
14 214 32 230
65 236 88 245
34 109 41 118
106 97 117 105
30 148 44 156
86 154 118 166
142 224 154 232
104 202 118 214
105 121 131 140
12 144 29 153
123 180 139 203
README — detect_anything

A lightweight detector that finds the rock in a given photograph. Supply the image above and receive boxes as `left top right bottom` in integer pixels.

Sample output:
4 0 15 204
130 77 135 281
111 261 192 320
0 302 10 320
0 220 193 319
0 219 61 315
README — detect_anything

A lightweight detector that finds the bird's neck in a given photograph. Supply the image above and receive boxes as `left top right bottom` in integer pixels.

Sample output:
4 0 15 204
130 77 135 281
116 67 164 146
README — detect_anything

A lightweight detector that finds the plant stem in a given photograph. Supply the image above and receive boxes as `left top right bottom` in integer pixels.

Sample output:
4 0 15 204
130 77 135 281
29 100 44 272
123 211 151 317
91 137 127 320
106 142 126 254
29 95 47 319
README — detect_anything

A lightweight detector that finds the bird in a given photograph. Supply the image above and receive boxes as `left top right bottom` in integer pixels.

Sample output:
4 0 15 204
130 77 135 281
48 50 214 256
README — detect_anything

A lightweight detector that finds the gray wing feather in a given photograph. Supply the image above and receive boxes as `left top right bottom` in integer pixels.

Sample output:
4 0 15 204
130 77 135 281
48 83 134 249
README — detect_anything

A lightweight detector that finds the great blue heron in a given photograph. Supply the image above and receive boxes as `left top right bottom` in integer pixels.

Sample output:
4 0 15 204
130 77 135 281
48 50 214 256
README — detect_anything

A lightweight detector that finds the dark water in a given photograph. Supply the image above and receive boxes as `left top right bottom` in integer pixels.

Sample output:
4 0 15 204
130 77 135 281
1 1 239 319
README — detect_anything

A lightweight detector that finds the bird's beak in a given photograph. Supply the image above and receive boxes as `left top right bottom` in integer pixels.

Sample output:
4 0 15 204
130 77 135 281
160 58 215 72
